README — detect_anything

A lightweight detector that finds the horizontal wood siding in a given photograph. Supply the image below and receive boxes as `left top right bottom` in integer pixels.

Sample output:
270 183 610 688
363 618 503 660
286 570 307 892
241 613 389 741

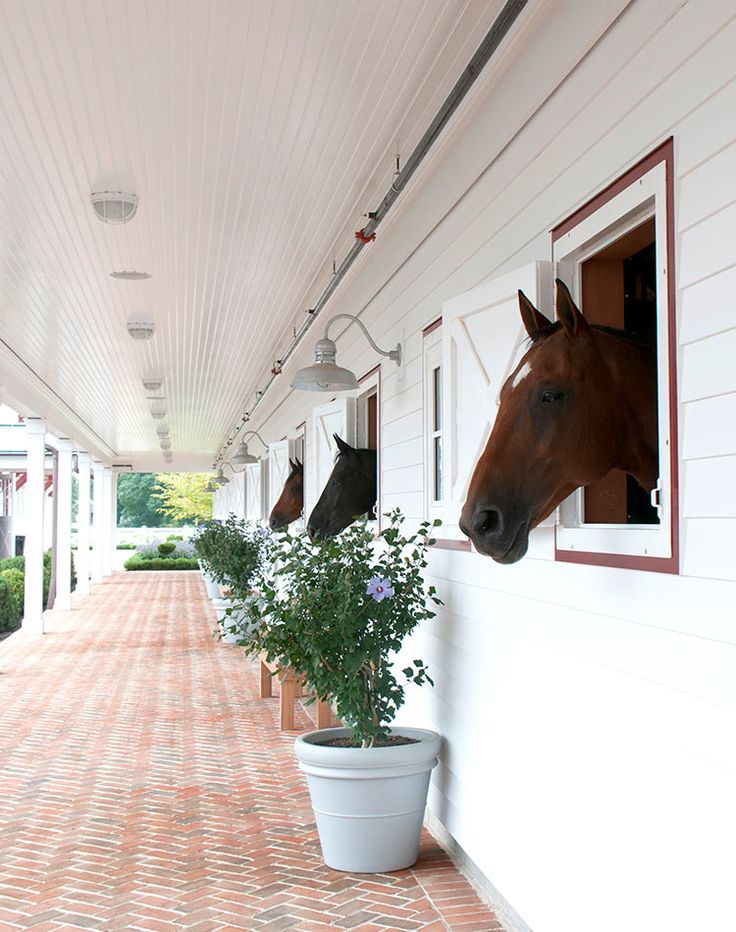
239 2 736 930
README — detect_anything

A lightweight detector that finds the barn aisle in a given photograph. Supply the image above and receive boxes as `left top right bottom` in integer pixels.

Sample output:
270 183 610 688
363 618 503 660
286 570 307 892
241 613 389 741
0 571 500 931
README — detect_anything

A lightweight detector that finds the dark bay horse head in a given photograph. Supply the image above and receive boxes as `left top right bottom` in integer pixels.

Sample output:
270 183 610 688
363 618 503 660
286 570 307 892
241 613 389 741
269 458 303 530
460 280 658 563
307 435 377 538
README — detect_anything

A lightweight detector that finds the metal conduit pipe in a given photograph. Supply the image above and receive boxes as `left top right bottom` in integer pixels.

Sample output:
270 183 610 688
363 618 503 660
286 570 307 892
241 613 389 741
216 0 529 464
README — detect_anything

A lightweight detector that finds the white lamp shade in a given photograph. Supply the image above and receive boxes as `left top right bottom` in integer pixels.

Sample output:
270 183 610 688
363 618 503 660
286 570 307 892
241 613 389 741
230 440 259 466
290 361 359 392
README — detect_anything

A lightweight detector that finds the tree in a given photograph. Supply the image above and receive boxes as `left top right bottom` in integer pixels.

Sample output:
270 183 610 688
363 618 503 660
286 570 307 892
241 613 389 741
117 473 165 527
152 473 213 525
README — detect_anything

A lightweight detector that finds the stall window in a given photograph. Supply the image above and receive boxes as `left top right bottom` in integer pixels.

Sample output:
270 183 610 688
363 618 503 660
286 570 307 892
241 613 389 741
423 324 444 523
357 367 379 524
552 139 678 572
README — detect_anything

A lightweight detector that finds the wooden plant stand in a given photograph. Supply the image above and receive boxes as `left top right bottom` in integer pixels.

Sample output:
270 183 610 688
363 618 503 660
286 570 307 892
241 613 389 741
259 654 336 731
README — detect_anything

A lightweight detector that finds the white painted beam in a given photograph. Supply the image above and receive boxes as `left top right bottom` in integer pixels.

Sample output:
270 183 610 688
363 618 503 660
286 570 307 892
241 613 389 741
22 419 46 635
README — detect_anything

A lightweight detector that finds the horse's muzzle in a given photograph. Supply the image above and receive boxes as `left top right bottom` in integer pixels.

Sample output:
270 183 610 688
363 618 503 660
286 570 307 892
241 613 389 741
460 503 529 563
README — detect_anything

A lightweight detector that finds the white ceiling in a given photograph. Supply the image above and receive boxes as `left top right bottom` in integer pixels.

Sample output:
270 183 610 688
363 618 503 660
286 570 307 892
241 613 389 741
0 0 504 468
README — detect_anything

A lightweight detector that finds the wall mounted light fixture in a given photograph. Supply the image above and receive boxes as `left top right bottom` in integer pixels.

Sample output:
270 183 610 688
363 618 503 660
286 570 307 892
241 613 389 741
290 314 401 392
229 430 269 467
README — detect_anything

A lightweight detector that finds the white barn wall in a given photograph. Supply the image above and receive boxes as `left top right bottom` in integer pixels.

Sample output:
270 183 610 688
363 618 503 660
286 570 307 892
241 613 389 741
238 2 736 930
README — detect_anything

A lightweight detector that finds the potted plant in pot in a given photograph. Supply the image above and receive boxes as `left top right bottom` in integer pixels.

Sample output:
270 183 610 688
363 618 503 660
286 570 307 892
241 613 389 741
191 520 225 599
192 516 266 643
242 510 442 872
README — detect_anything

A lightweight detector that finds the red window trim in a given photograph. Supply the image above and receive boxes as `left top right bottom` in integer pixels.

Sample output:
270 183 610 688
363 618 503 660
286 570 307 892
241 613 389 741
423 316 443 337
358 364 381 532
551 137 679 574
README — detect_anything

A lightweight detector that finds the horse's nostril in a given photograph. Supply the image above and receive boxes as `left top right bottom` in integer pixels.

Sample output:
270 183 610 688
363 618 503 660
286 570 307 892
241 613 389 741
476 508 502 537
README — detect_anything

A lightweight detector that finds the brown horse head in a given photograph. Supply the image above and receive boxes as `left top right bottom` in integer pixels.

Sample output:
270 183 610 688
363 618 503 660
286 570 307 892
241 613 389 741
459 280 658 563
269 458 303 530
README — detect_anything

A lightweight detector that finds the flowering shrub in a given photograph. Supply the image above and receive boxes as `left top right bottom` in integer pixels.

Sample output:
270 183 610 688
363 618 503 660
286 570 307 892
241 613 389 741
173 539 196 558
243 510 441 747
135 541 161 560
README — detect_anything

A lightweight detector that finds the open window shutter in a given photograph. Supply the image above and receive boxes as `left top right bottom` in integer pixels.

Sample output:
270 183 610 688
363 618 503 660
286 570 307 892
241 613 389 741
232 470 245 518
311 397 356 513
268 439 295 514
442 261 553 536
245 462 263 522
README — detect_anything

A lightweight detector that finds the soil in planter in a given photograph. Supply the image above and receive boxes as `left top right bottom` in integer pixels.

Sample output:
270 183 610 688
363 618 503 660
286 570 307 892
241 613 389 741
317 735 420 749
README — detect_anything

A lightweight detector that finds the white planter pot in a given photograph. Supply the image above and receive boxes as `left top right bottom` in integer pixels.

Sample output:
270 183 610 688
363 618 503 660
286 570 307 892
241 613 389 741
201 569 220 599
295 726 441 873
212 598 254 644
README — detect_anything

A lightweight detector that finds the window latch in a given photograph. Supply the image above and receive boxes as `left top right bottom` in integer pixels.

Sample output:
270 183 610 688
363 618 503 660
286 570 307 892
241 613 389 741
650 480 664 520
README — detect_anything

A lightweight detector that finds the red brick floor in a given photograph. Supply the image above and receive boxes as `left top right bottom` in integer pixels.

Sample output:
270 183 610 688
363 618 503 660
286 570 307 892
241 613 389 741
0 572 503 932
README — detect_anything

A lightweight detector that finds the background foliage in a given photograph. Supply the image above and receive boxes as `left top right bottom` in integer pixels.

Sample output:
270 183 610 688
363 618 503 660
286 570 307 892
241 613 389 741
116 472 213 527
152 473 213 525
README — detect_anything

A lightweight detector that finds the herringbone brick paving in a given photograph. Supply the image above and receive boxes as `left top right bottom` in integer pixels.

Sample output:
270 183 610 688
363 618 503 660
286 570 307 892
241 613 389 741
0 572 503 931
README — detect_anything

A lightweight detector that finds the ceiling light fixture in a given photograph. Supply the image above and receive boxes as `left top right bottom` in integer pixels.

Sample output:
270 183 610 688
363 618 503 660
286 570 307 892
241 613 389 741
160 439 171 450
91 190 138 224
290 314 400 392
229 430 268 467
204 479 217 493
214 467 230 486
127 321 155 341
151 408 166 420
111 270 151 280
143 378 163 393
156 426 170 438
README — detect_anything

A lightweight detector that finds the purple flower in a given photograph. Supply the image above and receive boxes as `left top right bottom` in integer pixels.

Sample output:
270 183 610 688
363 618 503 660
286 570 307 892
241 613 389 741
257 526 268 537
366 576 394 602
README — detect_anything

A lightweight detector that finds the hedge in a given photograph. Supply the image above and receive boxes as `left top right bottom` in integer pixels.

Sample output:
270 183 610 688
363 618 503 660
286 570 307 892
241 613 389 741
124 557 199 571
0 568 24 614
0 577 19 632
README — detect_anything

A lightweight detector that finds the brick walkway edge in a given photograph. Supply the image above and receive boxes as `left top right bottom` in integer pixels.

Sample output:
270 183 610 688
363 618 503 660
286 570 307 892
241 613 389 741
0 572 503 931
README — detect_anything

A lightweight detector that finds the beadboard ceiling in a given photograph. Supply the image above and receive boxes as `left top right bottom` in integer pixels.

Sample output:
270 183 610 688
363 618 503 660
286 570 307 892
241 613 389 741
0 0 505 469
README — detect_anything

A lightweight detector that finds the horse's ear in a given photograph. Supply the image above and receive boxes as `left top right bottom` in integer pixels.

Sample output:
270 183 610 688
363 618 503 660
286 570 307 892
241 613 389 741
289 458 298 471
295 458 303 470
333 434 354 457
555 279 590 338
518 290 554 341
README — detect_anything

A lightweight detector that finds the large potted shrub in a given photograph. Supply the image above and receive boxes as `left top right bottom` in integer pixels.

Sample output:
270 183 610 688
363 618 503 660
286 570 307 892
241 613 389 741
193 516 266 643
243 510 442 872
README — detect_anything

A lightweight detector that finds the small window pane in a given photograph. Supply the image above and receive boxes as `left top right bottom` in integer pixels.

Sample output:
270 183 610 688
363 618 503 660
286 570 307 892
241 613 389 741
433 367 442 432
433 436 443 501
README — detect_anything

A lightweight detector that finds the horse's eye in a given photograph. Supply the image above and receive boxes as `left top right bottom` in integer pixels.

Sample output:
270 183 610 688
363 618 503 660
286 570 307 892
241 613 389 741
541 390 563 404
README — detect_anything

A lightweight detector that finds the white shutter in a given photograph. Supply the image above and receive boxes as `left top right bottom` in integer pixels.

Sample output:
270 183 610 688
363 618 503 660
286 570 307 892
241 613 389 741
232 470 245 518
442 261 553 536
245 461 265 523
311 397 356 511
268 439 295 513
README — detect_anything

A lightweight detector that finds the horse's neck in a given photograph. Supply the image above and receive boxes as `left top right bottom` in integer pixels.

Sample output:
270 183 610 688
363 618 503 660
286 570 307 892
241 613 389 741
599 332 659 490
358 450 378 510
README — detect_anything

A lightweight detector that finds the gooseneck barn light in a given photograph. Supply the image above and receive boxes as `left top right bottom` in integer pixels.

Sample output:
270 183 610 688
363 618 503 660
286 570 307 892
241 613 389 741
290 314 401 392
229 430 268 467
214 467 229 486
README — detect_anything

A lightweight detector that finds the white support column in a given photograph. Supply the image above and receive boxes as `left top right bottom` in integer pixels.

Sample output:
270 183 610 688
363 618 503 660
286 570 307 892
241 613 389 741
23 418 46 634
54 438 73 611
76 452 91 597
109 470 118 572
91 461 104 584
102 466 113 577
